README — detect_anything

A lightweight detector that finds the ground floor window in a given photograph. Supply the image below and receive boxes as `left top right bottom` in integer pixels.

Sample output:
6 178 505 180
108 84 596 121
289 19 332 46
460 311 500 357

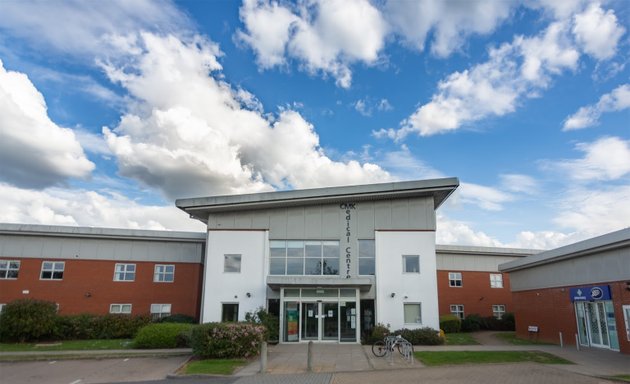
222 303 239 322
492 305 505 319
404 303 422 324
450 304 464 320
361 299 375 342
110 303 132 314
623 305 630 342
150 304 172 320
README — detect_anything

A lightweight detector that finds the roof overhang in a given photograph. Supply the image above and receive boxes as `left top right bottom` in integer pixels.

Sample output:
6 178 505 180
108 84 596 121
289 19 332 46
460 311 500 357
176 178 459 224
266 276 373 292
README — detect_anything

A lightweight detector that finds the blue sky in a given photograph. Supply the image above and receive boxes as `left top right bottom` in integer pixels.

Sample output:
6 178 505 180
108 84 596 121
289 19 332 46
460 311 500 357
0 0 628 249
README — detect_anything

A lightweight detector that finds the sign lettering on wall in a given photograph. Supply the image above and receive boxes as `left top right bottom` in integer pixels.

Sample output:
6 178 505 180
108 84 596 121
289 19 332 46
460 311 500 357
340 203 355 279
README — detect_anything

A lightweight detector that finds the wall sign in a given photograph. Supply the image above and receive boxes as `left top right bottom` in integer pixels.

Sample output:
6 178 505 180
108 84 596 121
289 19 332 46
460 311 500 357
569 285 612 302
340 203 355 279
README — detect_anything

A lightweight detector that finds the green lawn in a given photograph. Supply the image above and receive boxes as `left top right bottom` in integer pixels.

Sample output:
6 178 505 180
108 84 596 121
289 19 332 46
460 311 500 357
0 339 133 352
496 332 553 345
185 359 247 375
612 375 630 382
444 333 479 345
414 351 572 366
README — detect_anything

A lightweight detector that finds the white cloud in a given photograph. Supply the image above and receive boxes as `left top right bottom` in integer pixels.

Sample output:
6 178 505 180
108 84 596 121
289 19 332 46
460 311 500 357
436 214 504 247
101 33 391 199
0 183 204 231
557 136 630 181
377 99 393 111
0 60 94 188
385 0 515 57
237 0 388 88
354 99 371 116
0 0 190 57
563 84 630 130
572 2 625 60
455 182 514 211
499 174 539 194
375 145 444 180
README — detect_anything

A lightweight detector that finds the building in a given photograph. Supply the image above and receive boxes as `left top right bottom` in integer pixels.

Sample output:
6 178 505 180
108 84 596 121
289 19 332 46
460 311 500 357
500 228 630 354
0 224 205 319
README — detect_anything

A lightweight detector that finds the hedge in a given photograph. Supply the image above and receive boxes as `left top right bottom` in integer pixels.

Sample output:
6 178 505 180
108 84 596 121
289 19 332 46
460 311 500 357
191 322 266 358
439 314 461 333
54 314 151 340
0 299 58 342
393 327 443 345
134 323 194 348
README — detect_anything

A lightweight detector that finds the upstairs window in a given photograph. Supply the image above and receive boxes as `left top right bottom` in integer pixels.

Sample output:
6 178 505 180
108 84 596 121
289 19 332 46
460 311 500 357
448 272 462 287
154 264 175 282
0 260 20 279
490 273 503 288
358 239 375 275
41 261 64 280
114 263 136 281
269 240 339 276
403 255 420 273
224 254 242 273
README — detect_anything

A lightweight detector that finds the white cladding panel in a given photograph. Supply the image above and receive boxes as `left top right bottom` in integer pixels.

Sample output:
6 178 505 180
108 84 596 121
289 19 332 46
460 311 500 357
202 231 267 323
375 231 438 331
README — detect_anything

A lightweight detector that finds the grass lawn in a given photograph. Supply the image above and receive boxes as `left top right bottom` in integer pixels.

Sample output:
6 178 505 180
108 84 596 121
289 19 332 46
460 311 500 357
496 332 553 345
444 333 479 345
0 339 133 352
414 351 572 366
185 359 247 375
612 375 630 382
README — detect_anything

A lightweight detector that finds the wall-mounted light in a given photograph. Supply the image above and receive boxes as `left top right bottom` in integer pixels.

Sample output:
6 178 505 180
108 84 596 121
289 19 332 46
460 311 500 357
390 292 396 298
403 295 408 299
84 292 92 298
246 292 252 298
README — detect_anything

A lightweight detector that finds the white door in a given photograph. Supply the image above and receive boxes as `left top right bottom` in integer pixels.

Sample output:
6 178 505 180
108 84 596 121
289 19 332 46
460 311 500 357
585 302 610 348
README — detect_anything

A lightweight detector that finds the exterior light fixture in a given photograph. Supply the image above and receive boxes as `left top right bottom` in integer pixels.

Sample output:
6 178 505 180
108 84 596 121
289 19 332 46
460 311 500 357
390 292 396 298
246 292 252 298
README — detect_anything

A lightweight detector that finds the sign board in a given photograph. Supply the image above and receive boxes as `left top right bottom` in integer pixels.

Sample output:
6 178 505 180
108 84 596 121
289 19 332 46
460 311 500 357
569 285 612 302
528 326 539 332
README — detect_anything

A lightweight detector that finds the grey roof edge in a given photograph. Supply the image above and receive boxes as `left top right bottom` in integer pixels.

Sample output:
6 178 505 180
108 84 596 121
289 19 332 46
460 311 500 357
0 223 207 242
436 244 540 257
176 177 459 213
499 227 630 272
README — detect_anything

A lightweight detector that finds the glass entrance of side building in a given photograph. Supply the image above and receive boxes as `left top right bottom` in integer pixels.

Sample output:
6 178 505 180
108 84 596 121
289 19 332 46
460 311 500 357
575 301 619 351
281 288 359 342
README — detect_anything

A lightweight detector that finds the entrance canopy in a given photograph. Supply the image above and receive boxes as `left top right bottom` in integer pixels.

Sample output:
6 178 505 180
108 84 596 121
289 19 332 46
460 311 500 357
267 276 372 291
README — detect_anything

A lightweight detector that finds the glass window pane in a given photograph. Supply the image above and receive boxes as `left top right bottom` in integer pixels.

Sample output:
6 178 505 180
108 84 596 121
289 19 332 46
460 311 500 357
304 258 321 275
404 255 420 273
270 241 286 257
340 289 356 297
269 258 285 275
0 261 7 268
322 242 339 258
305 242 321 258
359 258 375 275
404 304 421 323
358 240 375 258
224 254 241 273
286 258 304 275
284 289 300 297
322 258 339 275
287 241 304 258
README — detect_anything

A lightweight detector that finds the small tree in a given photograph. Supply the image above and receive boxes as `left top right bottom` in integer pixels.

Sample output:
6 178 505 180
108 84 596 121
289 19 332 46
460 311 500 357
245 307 279 342
0 299 58 342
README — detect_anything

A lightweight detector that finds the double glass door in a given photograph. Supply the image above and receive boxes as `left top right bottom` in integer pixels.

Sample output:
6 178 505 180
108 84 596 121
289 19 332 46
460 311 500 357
576 301 619 350
301 302 338 341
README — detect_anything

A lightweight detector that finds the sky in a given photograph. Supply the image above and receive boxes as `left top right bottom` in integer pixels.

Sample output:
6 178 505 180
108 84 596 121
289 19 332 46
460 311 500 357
0 0 628 250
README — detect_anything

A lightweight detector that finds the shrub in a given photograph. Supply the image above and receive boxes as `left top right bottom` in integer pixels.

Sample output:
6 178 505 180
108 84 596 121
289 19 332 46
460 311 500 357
365 323 390 344
159 314 196 324
92 314 151 339
191 322 266 359
244 307 279 342
394 327 443 345
461 314 482 332
0 299 58 342
439 314 461 333
134 323 194 348
53 314 98 340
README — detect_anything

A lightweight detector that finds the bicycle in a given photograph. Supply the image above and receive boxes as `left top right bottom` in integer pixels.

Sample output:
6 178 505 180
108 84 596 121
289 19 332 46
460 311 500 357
371 334 414 357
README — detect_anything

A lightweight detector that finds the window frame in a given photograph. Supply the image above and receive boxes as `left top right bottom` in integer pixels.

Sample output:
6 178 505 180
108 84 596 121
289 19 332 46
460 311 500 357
403 303 422 324
623 305 630 342
402 255 420 274
492 304 506 319
221 303 239 322
490 273 504 288
0 260 20 279
110 303 132 314
113 263 136 282
224 254 242 273
154 264 175 282
150 303 172 320
450 304 465 320
358 239 375 276
269 240 340 276
40 261 65 280
448 272 463 287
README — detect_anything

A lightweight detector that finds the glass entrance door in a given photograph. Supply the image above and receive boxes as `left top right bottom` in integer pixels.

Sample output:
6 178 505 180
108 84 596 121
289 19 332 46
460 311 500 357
301 302 319 340
322 303 338 340
586 302 610 348
300 302 339 341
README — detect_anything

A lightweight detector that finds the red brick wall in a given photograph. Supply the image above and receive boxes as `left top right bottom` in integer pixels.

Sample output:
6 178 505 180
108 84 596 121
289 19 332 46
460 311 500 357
512 281 630 354
437 270 513 317
0 258 203 319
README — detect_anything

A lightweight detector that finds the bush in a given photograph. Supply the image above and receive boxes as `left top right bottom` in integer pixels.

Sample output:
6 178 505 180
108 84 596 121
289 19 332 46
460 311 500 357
191 322 266 358
365 323 390 344
461 314 482 332
394 327 443 345
134 323 194 348
439 314 461 333
159 314 196 324
53 314 98 340
245 307 279 342
53 314 151 340
0 299 58 342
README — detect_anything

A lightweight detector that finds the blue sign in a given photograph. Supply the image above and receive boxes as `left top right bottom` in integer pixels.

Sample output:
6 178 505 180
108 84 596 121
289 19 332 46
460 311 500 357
569 285 612 302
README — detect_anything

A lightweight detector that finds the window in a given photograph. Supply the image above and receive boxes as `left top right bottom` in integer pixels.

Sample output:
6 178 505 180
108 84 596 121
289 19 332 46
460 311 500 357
490 273 503 288
222 303 239 322
358 240 375 275
150 304 172 320
224 254 242 273
450 304 465 320
404 303 422 324
403 255 420 273
40 261 64 280
448 272 462 287
0 304 5 313
154 264 175 282
0 260 20 279
114 263 136 281
110 304 132 314
269 240 339 276
492 305 506 319
623 305 630 342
